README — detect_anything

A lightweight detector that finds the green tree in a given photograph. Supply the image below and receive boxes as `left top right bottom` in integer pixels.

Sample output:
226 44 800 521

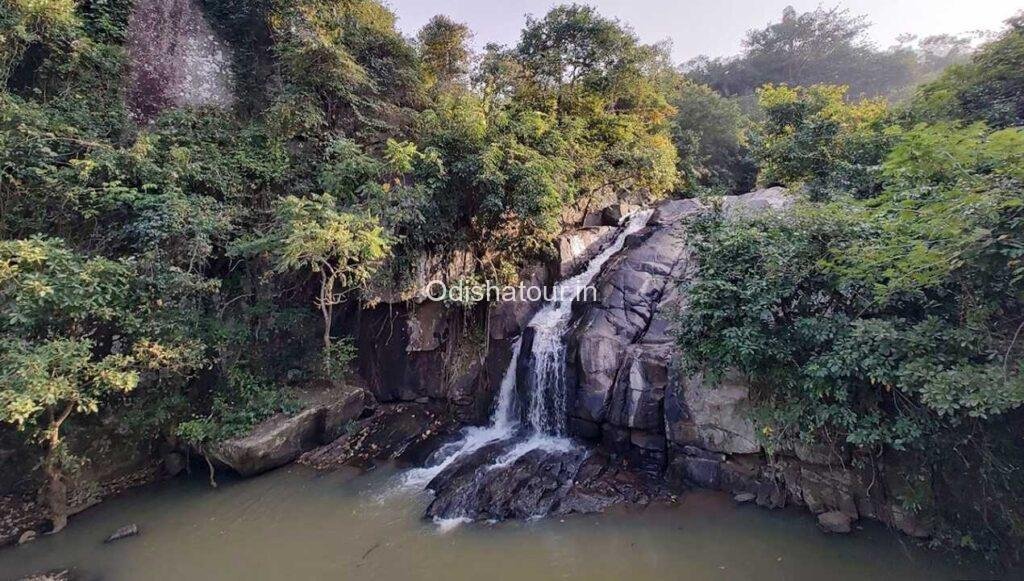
752 84 894 198
417 15 473 91
0 237 139 532
241 195 391 350
671 79 756 193
686 6 916 99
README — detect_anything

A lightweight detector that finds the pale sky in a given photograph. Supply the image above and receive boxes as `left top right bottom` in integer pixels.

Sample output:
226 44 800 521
385 0 1022 62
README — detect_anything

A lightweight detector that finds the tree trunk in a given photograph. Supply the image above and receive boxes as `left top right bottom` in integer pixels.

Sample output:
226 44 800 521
42 404 73 534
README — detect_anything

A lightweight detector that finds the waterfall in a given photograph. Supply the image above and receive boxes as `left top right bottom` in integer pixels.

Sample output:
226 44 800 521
402 209 653 489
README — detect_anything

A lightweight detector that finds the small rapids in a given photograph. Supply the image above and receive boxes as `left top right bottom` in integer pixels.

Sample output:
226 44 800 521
400 209 654 514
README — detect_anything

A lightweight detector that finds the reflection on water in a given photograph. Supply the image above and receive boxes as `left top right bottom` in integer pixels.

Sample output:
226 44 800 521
0 465 991 581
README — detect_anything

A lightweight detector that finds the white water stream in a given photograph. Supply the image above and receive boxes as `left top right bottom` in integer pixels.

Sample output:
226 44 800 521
403 210 653 490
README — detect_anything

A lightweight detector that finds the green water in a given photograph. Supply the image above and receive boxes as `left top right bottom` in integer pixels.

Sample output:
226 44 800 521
0 465 993 580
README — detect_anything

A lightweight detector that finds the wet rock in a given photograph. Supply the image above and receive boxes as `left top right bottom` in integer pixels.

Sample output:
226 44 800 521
426 443 667 521
567 417 601 440
17 530 36 545
734 492 756 503
104 523 139 543
681 456 721 489
601 203 639 225
556 227 617 277
755 480 788 509
321 388 375 444
817 511 853 534
300 403 451 470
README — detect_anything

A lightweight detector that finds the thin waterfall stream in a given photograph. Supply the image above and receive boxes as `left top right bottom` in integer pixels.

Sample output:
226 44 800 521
402 209 654 493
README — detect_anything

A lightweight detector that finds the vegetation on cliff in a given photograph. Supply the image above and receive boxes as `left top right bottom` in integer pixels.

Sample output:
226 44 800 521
677 16 1024 560
0 0 1021 562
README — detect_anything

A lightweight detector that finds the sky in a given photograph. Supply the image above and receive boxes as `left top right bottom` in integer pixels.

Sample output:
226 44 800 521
385 0 1022 62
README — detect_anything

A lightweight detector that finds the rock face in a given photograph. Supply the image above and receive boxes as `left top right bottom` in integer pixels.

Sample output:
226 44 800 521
565 197 704 471
127 0 234 121
555 227 618 278
211 388 372 477
560 187 934 539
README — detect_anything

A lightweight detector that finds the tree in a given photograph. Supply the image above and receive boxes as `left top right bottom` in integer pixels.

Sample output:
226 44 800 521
752 84 893 199
417 15 473 90
685 6 916 99
243 195 391 350
671 79 756 193
912 14 1024 128
0 237 138 532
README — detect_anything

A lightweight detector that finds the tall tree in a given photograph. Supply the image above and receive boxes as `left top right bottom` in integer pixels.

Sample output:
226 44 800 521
685 6 916 99
417 15 473 91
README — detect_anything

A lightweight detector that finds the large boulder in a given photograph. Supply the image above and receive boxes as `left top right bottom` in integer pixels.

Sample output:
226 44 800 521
211 388 372 477
211 407 325 477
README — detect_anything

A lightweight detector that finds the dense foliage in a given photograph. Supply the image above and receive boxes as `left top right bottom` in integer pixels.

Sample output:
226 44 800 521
2 0 1021 561
0 0 680 530
677 17 1024 560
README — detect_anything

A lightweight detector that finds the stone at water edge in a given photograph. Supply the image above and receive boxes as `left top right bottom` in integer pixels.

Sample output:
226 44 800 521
17 529 37 544
733 493 756 504
104 523 139 543
817 511 853 534
15 570 73 581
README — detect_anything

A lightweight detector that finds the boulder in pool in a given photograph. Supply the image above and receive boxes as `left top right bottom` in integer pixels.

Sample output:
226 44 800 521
211 387 373 477
817 511 853 534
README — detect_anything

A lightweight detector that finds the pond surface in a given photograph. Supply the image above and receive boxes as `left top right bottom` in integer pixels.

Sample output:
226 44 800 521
0 465 993 580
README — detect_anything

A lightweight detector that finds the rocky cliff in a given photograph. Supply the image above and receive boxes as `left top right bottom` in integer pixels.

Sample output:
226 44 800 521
559 187 928 537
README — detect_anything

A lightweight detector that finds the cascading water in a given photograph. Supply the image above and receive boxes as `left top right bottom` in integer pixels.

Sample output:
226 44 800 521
402 209 653 490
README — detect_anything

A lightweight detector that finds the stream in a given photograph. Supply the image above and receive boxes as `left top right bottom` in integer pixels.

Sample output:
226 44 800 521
0 465 990 580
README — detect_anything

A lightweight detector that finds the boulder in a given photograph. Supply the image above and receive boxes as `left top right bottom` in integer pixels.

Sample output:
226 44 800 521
601 203 639 225
817 511 853 534
677 372 760 454
721 187 793 217
210 387 374 476
321 388 375 444
425 442 666 521
104 523 139 543
681 456 721 489
211 407 325 477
